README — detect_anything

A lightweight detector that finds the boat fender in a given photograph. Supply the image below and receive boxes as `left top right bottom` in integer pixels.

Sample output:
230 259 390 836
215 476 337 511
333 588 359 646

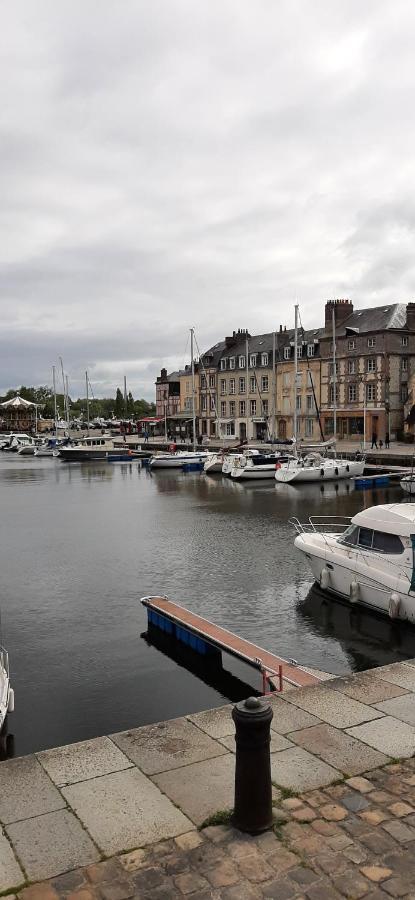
350 580 359 603
389 593 401 620
335 467 339 476
320 468 325 478
275 462 281 470
320 567 330 590
8 688 14 713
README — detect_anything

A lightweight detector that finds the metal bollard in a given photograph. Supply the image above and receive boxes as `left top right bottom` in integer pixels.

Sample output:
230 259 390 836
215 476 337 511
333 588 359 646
232 695 274 834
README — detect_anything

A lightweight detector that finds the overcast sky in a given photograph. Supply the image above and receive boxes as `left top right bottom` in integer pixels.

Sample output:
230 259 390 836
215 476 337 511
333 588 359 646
1 1 415 399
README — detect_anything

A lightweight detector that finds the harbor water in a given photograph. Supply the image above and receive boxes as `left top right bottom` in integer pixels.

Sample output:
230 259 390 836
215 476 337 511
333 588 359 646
2 455 415 757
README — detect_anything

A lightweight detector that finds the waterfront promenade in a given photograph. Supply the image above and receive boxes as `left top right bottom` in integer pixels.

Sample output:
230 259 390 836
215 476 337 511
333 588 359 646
2 659 415 897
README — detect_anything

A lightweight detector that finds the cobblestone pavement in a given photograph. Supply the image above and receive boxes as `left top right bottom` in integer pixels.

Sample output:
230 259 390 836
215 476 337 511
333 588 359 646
16 759 415 900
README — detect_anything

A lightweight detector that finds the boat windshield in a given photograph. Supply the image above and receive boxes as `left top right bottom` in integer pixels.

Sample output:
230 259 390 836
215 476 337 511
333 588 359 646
338 525 404 554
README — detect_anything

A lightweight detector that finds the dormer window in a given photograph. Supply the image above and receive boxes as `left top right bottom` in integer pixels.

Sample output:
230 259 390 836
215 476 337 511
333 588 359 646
238 355 246 368
307 344 315 357
348 339 356 350
220 359 226 370
229 357 236 370
284 347 290 360
249 354 257 367
297 346 303 358
261 352 268 366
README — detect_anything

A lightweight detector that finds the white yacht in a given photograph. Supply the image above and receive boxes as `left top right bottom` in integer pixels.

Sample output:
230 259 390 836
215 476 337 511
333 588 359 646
2 434 34 452
231 452 292 480
222 449 260 476
0 647 14 731
275 453 365 483
204 452 225 474
291 503 415 621
149 450 208 470
57 435 131 461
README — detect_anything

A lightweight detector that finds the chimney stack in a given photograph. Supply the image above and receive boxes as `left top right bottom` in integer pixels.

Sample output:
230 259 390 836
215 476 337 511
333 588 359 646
406 302 415 331
325 298 353 331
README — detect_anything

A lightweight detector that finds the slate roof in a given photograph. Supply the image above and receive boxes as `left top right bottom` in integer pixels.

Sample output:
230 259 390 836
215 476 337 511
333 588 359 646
335 303 407 336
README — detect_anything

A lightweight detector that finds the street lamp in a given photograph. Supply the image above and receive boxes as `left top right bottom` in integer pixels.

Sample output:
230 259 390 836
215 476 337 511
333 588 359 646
164 390 168 443
359 375 366 451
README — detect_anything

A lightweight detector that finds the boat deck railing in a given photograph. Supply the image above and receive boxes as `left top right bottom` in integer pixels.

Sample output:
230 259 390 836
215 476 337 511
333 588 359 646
290 515 351 535
0 648 9 677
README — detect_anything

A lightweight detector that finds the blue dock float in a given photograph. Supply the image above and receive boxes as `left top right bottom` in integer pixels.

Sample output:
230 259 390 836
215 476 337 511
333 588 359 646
182 461 204 472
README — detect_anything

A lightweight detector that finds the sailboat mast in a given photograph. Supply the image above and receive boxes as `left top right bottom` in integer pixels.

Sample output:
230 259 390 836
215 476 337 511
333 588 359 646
59 357 66 431
294 304 298 442
124 375 128 422
191 327 196 450
65 376 70 431
332 306 337 441
86 371 90 435
52 365 57 438
246 333 249 442
271 330 276 442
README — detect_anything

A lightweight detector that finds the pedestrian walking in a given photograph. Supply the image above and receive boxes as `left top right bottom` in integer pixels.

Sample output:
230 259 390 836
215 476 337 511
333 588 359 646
385 431 390 448
379 439 383 450
371 432 378 449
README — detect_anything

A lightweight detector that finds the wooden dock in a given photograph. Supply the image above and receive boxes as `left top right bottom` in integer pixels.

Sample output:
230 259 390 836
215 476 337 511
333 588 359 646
141 596 322 689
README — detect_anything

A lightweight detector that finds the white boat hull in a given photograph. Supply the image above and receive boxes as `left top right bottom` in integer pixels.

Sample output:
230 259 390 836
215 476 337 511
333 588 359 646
150 452 208 470
276 459 364 483
401 477 415 495
203 454 224 473
231 465 277 479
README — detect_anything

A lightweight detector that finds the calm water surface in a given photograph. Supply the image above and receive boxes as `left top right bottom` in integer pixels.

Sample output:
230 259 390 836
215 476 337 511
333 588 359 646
1 456 414 756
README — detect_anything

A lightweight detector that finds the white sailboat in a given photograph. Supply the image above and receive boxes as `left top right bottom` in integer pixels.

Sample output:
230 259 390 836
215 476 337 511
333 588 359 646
231 451 292 480
0 646 14 732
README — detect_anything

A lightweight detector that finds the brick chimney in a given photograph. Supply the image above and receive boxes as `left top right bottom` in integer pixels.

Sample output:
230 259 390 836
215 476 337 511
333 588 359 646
406 302 415 331
325 299 353 331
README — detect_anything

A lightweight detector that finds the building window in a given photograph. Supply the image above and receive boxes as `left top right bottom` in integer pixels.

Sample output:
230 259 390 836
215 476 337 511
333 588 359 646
305 418 314 437
402 336 408 347
263 399 268 415
210 395 215 411
306 394 314 411
329 362 339 376
239 355 246 369
200 375 206 389
201 395 207 411
367 337 376 348
220 379 226 395
220 401 226 417
402 385 408 402
239 400 246 417
348 359 356 374
209 374 215 388
366 384 375 401
229 400 236 417
297 346 303 358
348 339 356 350
249 354 257 367
226 422 234 436
296 394 301 411
283 372 290 387
261 352 268 366
307 344 315 357
296 418 301 434
261 376 269 392
229 378 235 395
250 399 256 416
367 358 376 373
348 384 357 402
239 377 246 393
329 385 339 404
284 346 290 360
229 357 236 370
402 357 408 372
220 358 226 370
249 376 256 393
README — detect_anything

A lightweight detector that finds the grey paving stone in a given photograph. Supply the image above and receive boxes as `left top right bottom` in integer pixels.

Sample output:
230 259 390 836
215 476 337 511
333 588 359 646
347 716 415 758
63 767 192 855
38 736 133 786
0 755 65 824
373 693 415 726
268 695 321 734
330 672 408 705
377 662 415 690
270 746 340 791
282 685 384 729
6 808 99 881
111 716 227 775
288 723 389 776
152 753 235 826
0 831 24 893
188 705 235 738
219 731 293 754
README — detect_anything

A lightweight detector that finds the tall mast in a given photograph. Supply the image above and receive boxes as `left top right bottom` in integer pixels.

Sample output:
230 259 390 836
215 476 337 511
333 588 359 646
65 376 70 431
86 371 90 435
271 330 276 441
124 375 128 421
246 332 249 442
294 304 299 442
52 365 57 438
59 357 66 431
332 306 337 441
191 327 196 450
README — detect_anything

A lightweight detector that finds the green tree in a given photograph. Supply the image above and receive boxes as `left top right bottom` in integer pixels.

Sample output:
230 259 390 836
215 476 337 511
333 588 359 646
115 388 124 417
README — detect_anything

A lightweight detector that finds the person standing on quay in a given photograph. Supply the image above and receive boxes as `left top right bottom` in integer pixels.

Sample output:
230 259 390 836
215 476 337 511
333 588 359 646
385 431 390 449
371 431 378 449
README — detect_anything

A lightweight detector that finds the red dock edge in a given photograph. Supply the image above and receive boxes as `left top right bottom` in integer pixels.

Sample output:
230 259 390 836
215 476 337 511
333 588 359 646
141 596 321 690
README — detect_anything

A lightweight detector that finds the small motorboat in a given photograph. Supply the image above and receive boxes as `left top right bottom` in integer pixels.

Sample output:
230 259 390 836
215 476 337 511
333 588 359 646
204 452 225 474
231 452 292 480
34 439 60 457
57 435 132 461
149 450 208 470
291 503 415 621
0 647 14 732
275 453 365 483
222 448 260 476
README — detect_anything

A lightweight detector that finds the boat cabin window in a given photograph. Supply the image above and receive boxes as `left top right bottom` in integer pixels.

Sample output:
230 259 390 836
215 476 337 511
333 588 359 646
339 526 404 554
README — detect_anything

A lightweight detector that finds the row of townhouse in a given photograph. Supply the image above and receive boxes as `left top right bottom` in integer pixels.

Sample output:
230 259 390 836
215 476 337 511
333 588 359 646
155 299 415 442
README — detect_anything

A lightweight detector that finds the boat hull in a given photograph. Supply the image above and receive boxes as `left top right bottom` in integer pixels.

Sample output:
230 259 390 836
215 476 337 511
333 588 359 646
276 459 364 483
150 453 208 470
401 477 415 495
231 465 276 479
